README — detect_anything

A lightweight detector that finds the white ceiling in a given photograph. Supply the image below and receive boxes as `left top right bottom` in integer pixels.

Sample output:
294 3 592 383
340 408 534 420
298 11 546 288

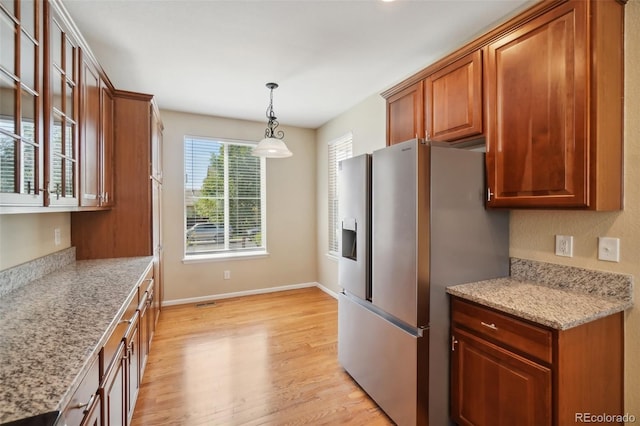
61 0 535 129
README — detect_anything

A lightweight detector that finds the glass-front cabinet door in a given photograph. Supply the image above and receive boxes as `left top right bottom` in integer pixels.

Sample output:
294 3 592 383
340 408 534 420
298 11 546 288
46 3 78 207
0 0 44 207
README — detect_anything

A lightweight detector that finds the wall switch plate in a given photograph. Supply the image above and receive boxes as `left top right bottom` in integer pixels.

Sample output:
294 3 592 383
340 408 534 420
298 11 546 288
598 237 620 262
54 228 61 246
555 235 573 257
223 270 231 280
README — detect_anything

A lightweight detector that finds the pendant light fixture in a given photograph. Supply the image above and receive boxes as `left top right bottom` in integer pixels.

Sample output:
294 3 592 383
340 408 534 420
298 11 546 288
252 82 293 158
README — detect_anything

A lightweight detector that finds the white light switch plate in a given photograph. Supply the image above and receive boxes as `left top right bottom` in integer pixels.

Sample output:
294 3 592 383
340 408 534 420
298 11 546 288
598 237 620 262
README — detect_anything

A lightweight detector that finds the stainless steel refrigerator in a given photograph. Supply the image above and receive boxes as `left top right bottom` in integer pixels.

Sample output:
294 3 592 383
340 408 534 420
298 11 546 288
337 139 509 426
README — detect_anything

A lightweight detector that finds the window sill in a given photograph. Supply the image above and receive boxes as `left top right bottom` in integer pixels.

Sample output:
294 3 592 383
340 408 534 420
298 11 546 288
182 250 269 264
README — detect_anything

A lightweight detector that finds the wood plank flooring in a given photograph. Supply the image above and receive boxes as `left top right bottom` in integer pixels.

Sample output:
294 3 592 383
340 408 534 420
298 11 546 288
131 287 393 425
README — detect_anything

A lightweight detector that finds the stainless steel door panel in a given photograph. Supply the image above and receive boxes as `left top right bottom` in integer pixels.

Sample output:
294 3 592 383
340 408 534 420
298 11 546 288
372 139 425 327
338 293 421 426
338 154 371 300
428 146 509 426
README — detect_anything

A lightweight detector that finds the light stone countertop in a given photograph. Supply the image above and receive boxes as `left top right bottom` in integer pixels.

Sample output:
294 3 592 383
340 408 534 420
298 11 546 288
447 278 632 330
0 256 153 425
447 258 634 330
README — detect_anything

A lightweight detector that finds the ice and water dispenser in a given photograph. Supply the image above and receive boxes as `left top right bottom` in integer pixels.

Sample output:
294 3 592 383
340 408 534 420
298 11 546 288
341 217 358 261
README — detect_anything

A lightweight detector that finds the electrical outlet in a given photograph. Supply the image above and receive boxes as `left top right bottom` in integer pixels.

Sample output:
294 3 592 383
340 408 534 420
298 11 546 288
54 228 61 246
223 270 231 280
555 235 573 257
598 237 620 262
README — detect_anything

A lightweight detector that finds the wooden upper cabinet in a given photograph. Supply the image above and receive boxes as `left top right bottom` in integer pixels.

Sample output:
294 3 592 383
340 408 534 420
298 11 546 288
425 50 483 143
0 0 44 207
385 81 424 146
79 50 114 209
46 3 80 207
150 105 163 182
485 0 624 210
101 85 114 207
71 92 161 260
79 53 101 207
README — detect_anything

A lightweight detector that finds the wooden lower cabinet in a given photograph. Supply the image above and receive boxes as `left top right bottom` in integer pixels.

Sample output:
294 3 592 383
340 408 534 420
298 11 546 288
125 311 141 424
55 268 155 426
450 297 624 426
102 341 127 426
138 283 152 377
451 327 551 426
61 355 100 426
81 393 103 426
101 310 141 426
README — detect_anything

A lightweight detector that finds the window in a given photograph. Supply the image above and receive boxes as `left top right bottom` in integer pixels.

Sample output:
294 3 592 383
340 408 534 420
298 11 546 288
328 133 353 256
184 136 266 258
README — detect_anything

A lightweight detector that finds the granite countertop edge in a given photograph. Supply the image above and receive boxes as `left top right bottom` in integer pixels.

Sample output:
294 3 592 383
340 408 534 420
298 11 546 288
447 277 633 330
0 256 154 425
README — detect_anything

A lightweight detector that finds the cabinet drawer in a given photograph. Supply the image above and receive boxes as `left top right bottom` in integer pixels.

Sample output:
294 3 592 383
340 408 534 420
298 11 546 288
140 273 154 299
102 292 138 375
62 355 100 426
451 297 552 364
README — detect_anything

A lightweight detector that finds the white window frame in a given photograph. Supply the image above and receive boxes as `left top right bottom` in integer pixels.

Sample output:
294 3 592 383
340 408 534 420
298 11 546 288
183 135 267 262
328 132 353 257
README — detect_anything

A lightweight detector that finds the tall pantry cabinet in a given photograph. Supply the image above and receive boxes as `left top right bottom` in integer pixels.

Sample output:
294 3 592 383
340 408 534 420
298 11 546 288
71 91 163 315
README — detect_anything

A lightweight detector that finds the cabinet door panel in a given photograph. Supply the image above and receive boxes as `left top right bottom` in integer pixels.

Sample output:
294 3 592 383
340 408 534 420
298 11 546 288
451 328 551 426
386 81 424 145
80 56 101 207
486 2 587 208
126 314 140 424
47 5 79 206
101 86 114 206
0 1 44 207
80 393 102 426
102 342 126 426
426 50 483 142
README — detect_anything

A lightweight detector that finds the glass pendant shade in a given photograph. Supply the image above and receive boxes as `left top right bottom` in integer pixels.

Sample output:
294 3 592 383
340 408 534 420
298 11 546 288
252 137 293 158
252 82 293 158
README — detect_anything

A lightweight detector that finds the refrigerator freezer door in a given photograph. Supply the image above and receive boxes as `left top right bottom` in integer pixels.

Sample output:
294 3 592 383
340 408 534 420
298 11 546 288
372 139 428 328
338 154 371 300
427 145 509 426
338 293 427 426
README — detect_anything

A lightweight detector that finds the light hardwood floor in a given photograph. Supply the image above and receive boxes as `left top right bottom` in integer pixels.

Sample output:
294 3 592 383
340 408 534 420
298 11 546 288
131 287 393 425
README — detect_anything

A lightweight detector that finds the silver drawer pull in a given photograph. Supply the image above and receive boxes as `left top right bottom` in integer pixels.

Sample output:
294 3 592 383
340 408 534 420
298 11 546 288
69 392 96 414
481 321 498 330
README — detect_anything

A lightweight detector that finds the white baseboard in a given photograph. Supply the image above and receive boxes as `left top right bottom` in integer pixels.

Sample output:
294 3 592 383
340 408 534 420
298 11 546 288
163 282 339 307
315 282 339 299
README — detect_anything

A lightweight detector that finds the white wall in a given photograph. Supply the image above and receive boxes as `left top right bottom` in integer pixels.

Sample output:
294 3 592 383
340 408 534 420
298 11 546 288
315 93 386 295
0 213 70 270
160 110 317 302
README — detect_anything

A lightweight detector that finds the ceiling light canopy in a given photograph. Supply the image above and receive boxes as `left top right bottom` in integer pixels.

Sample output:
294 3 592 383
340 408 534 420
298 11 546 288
252 83 293 158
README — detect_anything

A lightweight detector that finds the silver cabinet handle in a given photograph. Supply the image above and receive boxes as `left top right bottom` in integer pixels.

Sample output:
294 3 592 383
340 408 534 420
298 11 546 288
69 392 96 415
451 335 459 351
487 188 494 202
481 321 498 330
